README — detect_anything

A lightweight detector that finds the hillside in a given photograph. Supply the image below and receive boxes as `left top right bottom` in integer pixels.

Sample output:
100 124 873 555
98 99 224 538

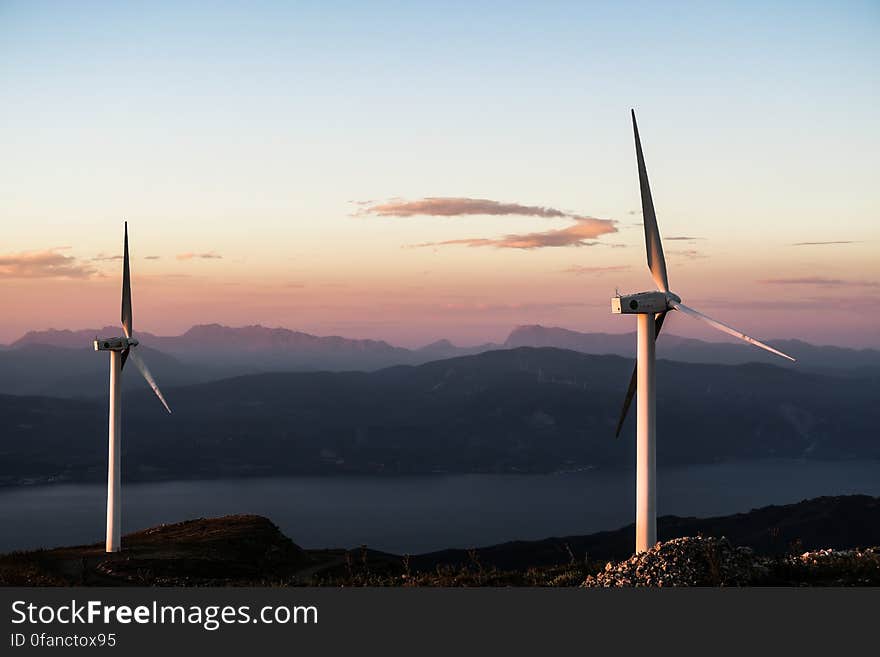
0 515 311 586
1 347 878 485
408 494 880 571
2 495 878 586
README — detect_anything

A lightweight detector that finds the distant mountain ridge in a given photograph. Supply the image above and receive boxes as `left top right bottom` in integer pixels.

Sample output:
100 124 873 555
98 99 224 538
4 324 432 396
505 324 880 375
11 326 140 349
11 324 407 356
11 322 880 369
2 322 876 398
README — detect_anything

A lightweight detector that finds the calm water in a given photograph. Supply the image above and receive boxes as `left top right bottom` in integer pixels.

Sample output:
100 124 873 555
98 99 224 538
1 460 879 554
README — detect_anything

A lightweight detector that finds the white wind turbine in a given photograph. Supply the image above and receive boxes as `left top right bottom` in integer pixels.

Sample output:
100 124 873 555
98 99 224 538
93 222 172 552
612 110 796 554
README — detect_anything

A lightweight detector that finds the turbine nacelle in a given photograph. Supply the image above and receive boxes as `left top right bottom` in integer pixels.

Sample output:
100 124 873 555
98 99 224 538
93 336 139 352
611 291 680 315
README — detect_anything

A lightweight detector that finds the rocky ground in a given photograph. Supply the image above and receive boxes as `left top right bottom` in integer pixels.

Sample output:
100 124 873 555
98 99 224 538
584 537 765 587
583 536 880 587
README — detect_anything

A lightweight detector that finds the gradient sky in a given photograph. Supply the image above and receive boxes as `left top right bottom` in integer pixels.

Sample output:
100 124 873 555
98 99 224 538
2 1 878 347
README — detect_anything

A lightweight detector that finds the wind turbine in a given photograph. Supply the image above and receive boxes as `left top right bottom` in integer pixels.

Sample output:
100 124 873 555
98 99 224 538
93 222 172 552
612 111 795 554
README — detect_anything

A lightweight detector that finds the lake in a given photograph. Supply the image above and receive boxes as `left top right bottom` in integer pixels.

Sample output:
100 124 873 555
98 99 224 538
1 459 879 554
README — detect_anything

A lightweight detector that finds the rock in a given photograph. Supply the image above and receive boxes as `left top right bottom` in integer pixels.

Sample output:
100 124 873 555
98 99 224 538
582 536 769 587
781 547 880 586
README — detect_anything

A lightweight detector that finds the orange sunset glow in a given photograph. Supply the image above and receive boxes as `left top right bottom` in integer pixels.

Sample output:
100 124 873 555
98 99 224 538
1 3 877 349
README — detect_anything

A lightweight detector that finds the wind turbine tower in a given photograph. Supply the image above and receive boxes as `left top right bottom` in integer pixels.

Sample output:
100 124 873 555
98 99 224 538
93 222 172 552
612 111 796 553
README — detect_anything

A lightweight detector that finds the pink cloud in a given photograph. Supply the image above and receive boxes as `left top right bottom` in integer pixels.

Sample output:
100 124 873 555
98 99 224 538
363 196 618 249
412 217 616 249
363 197 577 219
0 249 96 279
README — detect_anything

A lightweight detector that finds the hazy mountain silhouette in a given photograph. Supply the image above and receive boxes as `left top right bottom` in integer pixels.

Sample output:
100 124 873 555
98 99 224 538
505 325 880 375
2 323 877 399
10 324 412 371
414 339 501 361
3 325 422 396
0 343 205 397
2 347 877 486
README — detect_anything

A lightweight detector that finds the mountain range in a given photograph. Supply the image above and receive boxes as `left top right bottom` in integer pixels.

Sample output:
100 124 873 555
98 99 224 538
2 323 878 398
505 325 880 375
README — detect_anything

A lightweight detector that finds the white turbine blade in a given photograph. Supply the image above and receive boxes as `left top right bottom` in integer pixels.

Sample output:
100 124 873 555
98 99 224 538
671 301 796 362
631 110 669 293
121 221 132 339
129 350 173 413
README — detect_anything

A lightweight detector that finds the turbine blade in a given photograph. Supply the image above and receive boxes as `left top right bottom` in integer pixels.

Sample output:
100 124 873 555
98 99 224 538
614 311 666 438
631 110 669 293
129 350 172 413
120 347 130 371
121 221 132 339
671 302 796 362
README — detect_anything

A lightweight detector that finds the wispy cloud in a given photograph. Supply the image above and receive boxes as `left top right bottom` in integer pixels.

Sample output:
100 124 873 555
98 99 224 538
665 236 702 241
563 265 631 275
362 197 618 249
144 255 161 260
759 277 879 288
791 241 859 246
92 254 123 262
176 252 222 261
668 249 706 260
412 218 616 249
362 197 580 220
0 249 96 279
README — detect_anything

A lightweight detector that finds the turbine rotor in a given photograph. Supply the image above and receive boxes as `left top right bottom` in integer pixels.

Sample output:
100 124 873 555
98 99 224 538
612 111 795 437
95 222 172 414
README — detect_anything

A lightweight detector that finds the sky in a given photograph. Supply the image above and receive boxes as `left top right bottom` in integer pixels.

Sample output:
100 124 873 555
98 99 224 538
1 1 878 347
